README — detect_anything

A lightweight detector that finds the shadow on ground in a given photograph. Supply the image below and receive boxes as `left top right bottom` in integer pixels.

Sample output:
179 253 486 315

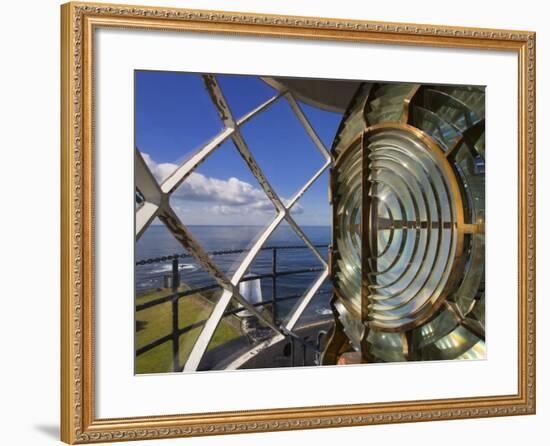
34 424 59 440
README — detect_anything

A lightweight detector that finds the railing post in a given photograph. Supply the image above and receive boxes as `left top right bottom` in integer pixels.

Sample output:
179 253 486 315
172 298 180 371
171 257 180 371
171 257 180 292
271 248 277 324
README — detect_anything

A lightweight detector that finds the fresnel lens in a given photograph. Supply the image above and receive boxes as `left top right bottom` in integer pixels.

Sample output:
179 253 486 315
325 83 486 364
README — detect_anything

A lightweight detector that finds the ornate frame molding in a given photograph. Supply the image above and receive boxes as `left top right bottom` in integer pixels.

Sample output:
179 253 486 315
60 2 536 443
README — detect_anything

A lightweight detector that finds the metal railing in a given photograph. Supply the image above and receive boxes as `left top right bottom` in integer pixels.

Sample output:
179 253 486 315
136 244 332 372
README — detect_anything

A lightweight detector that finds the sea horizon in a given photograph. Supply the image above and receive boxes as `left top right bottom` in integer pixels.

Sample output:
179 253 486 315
136 224 332 321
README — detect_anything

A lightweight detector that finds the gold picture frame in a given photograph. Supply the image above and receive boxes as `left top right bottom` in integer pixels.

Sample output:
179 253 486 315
60 2 536 443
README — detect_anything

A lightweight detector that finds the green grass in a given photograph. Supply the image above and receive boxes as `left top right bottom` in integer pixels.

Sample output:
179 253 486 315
135 286 242 374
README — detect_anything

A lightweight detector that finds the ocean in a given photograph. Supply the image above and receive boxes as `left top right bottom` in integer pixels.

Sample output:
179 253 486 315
136 224 333 323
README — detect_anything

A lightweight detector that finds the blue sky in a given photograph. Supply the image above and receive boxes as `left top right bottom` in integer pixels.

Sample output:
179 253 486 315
135 71 343 226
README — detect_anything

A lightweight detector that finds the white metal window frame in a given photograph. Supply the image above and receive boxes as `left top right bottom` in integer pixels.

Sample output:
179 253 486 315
135 74 333 371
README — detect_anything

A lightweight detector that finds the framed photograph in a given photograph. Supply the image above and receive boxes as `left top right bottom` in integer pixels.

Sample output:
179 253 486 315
60 2 536 443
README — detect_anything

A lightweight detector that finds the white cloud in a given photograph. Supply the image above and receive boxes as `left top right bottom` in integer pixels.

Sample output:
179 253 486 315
140 152 303 221
178 172 269 207
140 152 178 183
